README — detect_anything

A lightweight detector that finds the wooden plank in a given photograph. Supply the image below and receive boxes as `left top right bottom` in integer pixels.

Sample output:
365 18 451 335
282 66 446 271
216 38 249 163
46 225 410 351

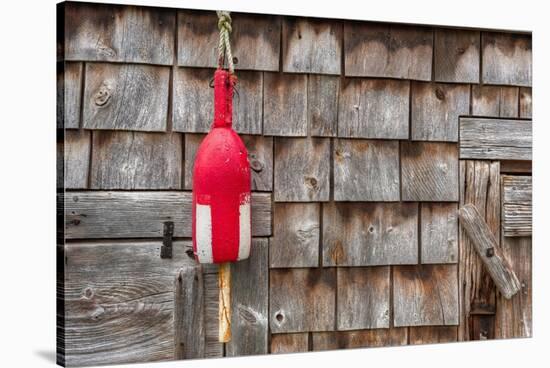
184 134 273 191
333 139 400 201
308 75 339 137
65 2 175 65
282 17 342 75
337 267 390 330
226 239 269 356
178 10 280 71
63 240 193 366
270 268 336 333
458 204 521 299
471 85 519 118
482 32 532 87
495 236 532 338
458 160 500 341
64 191 272 239
263 73 308 136
434 28 480 83
270 333 309 354
409 326 458 344
401 142 459 202
338 79 409 139
344 22 433 80
274 137 330 201
411 82 470 142
322 202 418 266
203 268 223 357
271 203 320 268
500 160 532 174
59 62 83 129
393 265 459 327
502 175 532 237
420 203 458 264
83 63 170 131
312 328 408 351
234 71 264 135
64 130 91 189
174 265 204 359
519 87 532 118
459 118 532 161
90 131 182 189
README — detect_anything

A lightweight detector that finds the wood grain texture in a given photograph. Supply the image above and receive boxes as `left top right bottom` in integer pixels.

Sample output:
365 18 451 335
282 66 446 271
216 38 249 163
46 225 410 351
459 118 532 160
64 191 272 239
401 142 459 202
434 28 480 83
393 265 459 327
174 265 204 359
409 326 458 344
63 240 192 366
458 204 521 299
495 236 532 338
337 267 390 330
420 203 458 264
308 75 339 137
482 32 532 87
271 203 320 268
344 22 433 80
59 62 83 129
471 86 519 118
458 160 500 341
184 134 273 191
227 239 269 356
90 131 182 189
83 63 170 131
270 333 309 354
312 328 408 351
203 268 224 357
282 17 342 74
65 2 175 65
270 268 336 333
63 130 91 189
333 139 400 201
411 82 470 142
274 137 330 201
502 175 532 237
263 73 308 136
519 87 532 118
500 160 532 174
338 79 409 139
322 202 418 266
178 10 280 71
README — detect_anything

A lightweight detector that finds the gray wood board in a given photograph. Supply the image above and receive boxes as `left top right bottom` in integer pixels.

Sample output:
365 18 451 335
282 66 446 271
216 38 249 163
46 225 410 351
401 142 459 202
64 191 272 239
502 175 532 237
393 264 459 327
308 75 339 137
338 78 409 139
434 28 480 83
420 203 458 264
333 139 400 201
282 17 342 75
59 62 83 129
65 2 175 65
482 32 532 87
322 202 418 266
459 118 532 161
270 203 320 268
90 131 182 189
270 333 309 354
471 86 519 118
344 22 433 80
274 137 330 201
269 268 336 333
64 130 91 189
519 88 532 118
312 328 408 351
83 63 170 131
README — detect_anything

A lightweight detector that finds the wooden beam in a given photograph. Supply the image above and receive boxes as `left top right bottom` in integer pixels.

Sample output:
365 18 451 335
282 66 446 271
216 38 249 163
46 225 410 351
458 204 521 299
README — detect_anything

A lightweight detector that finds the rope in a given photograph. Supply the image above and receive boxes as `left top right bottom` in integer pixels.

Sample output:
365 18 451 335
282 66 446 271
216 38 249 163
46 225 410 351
216 11 234 73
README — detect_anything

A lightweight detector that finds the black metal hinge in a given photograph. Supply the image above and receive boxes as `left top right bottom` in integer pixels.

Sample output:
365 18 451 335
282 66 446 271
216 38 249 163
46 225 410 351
161 221 174 259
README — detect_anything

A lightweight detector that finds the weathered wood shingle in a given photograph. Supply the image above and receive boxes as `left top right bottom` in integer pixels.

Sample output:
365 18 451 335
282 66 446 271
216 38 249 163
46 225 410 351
64 130 90 189
482 32 532 87
264 73 308 136
338 79 409 139
312 329 408 350
308 75 339 137
434 29 480 83
344 22 433 80
471 85 519 118
59 62 83 129
65 2 175 65
519 87 532 118
83 63 170 131
502 175 532 237
409 326 457 344
282 17 342 75
270 333 309 354
420 203 458 264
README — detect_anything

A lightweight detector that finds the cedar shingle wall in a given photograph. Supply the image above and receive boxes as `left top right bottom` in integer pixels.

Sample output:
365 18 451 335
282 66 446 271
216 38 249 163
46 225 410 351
58 2 532 366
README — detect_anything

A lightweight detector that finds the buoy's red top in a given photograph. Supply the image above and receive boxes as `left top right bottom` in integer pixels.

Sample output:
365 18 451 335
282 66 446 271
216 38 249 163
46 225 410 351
192 70 252 264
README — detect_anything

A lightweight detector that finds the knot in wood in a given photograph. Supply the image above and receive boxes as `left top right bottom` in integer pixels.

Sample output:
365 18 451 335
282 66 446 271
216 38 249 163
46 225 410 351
456 47 466 55
435 87 446 101
94 82 112 106
249 154 264 172
304 176 318 190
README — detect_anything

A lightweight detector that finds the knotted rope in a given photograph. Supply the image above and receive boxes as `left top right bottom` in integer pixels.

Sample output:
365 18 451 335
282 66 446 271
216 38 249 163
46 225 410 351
217 11 234 73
